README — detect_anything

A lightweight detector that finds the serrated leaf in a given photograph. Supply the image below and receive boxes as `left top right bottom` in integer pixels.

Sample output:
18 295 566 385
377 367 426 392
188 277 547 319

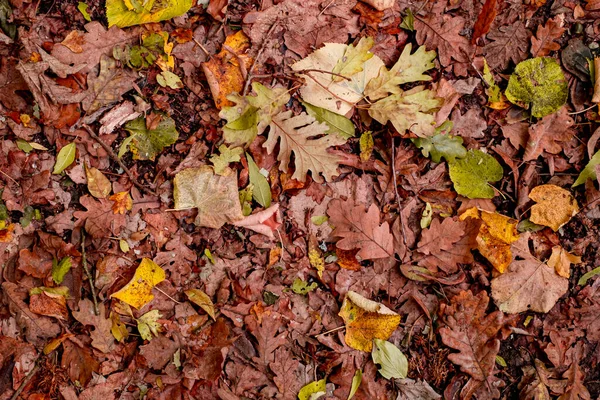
372 339 408 380
359 131 374 161
110 258 166 309
173 166 244 228
291 278 318 295
210 144 243 175
106 0 193 28
348 369 362 400
298 379 326 400
332 36 375 81
246 153 271 207
136 309 162 341
365 43 436 101
121 114 178 160
303 101 355 139
449 149 503 199
505 57 568 118
52 257 72 284
53 143 76 174
412 133 466 163
573 149 600 187
368 86 442 137
156 71 183 89
185 289 216 320
85 165 112 198
263 110 346 183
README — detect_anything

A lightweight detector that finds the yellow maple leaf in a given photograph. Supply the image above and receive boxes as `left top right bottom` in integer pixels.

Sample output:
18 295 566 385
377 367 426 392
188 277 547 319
339 291 401 352
110 258 165 309
529 184 579 231
106 0 193 28
109 191 133 214
460 207 520 273
547 245 581 278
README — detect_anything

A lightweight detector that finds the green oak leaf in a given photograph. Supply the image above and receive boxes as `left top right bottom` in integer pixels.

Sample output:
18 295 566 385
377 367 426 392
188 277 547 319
449 149 503 199
210 144 243 175
332 36 374 82
505 57 568 118
120 114 178 160
303 101 355 139
412 132 467 163
572 150 600 187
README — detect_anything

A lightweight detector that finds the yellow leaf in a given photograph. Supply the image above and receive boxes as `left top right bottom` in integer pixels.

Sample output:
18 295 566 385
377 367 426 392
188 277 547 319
339 291 401 352
460 207 520 273
201 31 252 109
308 248 325 279
184 289 216 320
547 246 581 278
106 0 193 28
110 312 129 342
137 309 162 340
298 379 327 400
110 258 165 309
109 191 133 214
85 164 112 198
529 184 579 231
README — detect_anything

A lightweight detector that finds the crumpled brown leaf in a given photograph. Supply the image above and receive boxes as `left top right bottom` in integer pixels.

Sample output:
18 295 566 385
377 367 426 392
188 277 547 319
483 23 529 70
73 195 126 239
72 299 114 353
61 338 99 386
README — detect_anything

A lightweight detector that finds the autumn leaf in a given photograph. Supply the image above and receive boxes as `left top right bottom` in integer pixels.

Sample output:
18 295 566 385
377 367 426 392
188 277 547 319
109 191 133 214
483 24 529 70
120 113 179 160
303 101 355 139
210 145 243 175
449 149 503 199
327 198 394 260
332 36 375 81
72 299 114 353
28 287 69 320
173 166 244 228
338 291 401 352
471 0 497 43
547 245 581 278
185 289 216 320
573 149 600 187
522 107 574 162
531 15 565 57
529 184 579 231
106 0 193 28
53 143 76 174
298 379 327 400
412 132 467 163
246 152 271 207
371 339 408 379
110 258 166 309
85 164 111 199
61 339 99 386
83 55 138 114
137 309 162 340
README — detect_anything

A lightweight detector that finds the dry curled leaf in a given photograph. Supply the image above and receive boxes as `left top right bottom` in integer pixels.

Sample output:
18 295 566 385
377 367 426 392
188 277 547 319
529 184 579 231
547 246 581 278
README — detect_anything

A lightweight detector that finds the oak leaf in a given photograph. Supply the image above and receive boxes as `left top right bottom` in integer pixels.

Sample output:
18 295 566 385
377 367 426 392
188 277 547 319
332 36 375 81
327 198 394 260
339 291 401 352
529 184 579 231
61 339 99 386
396 379 441 400
72 299 114 353
483 24 529 70
246 313 288 368
531 15 565 57
522 107 574 161
110 258 166 309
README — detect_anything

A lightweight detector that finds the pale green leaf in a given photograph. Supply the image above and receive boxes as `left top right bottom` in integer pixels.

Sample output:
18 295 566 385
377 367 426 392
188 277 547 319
210 145 243 175
372 339 408 380
303 101 355 139
420 202 433 229
573 150 600 187
399 8 414 31
246 153 271 208
78 2 91 21
119 239 130 252
359 131 374 162
239 185 253 216
137 310 162 341
495 355 507 368
449 149 503 199
52 257 72 284
291 278 318 295
348 369 362 400
30 286 70 297
122 114 179 160
106 0 193 28
16 139 33 153
332 37 374 81
311 215 329 226
53 143 76 174
156 71 183 89
185 289 216 320
412 133 467 163
578 266 600 286
298 379 326 400
505 57 568 118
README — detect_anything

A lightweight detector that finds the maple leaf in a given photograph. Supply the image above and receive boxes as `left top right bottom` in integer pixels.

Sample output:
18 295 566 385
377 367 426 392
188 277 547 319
491 235 569 313
448 149 504 199
523 107 574 161
368 86 442 137
483 23 529 70
440 290 509 386
531 15 565 57
327 198 394 260
263 110 346 183
365 43 436 101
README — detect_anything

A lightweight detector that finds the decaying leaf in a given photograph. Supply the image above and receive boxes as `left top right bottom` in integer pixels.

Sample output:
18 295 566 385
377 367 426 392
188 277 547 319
109 191 133 214
110 258 166 309
120 114 179 160
106 0 193 28
85 164 111 199
547 246 581 278
332 36 374 81
173 166 244 228
185 289 216 320
339 291 401 352
529 184 579 231
449 149 504 199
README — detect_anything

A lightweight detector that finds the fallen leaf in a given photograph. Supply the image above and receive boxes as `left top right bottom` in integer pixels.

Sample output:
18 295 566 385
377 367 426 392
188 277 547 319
53 143 76 174
61 30 86 53
185 289 216 320
339 291 401 352
578 266 600 286
522 107 574 162
106 0 193 28
61 339 99 386
531 15 565 57
529 184 579 231
52 256 72 284
109 191 133 214
348 369 362 400
412 132 467 163
471 0 497 43
85 165 111 198
303 101 355 139
28 288 69 320
173 166 244 228
120 113 179 160
483 23 529 70
74 195 126 238
83 55 138 114
547 246 581 278
298 379 327 400
371 339 408 379
332 37 375 81
449 149 503 199
327 197 394 260
359 131 374 162
136 309 162 340
396 379 441 400
573 149 600 187
246 153 271 207
210 145 243 175
110 258 166 309
78 2 92 22
156 70 183 89
291 278 318 295
72 299 115 353
232 203 281 238
505 57 568 118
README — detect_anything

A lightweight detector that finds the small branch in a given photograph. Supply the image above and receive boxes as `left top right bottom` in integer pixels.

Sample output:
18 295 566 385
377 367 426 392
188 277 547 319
297 68 351 81
155 286 181 304
81 230 99 316
10 362 39 400
81 124 157 197
243 22 279 96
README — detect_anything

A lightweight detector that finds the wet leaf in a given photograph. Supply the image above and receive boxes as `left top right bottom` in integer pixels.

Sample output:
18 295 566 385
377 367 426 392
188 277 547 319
303 101 355 139
372 339 408 379
339 291 401 352
85 165 112 198
505 57 568 118
110 258 166 309
449 149 503 199
53 143 76 174
137 309 162 341
529 184 579 231
120 114 179 160
185 288 216 320
246 152 271 207
106 0 193 28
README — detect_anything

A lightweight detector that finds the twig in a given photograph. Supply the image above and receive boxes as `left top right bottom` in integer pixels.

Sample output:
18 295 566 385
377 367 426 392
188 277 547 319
81 124 157 197
81 230 99 316
313 325 345 337
297 68 351 81
391 136 408 253
10 362 39 400
243 22 279 96
0 169 19 186
155 286 181 304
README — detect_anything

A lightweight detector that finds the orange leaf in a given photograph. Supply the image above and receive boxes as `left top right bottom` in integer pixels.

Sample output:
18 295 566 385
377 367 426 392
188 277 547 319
471 0 497 44
109 191 133 214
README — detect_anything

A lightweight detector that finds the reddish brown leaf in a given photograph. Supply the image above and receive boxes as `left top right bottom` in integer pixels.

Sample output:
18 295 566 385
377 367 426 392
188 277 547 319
483 23 529 70
524 107 574 161
61 339 99 386
29 292 69 320
471 0 497 44
246 313 288 370
531 15 566 57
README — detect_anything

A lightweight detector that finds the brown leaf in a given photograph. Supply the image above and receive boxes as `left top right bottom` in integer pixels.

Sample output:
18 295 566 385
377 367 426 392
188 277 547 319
523 107 574 162
547 246 581 278
483 23 529 70
518 359 551 400
246 312 288 369
183 318 232 381
139 335 178 370
558 344 591 400
82 55 137 115
0 58 29 111
29 291 69 320
270 348 305 400
72 299 114 353
529 184 579 231
531 15 565 57
61 339 99 386
471 0 497 44
327 198 394 260
73 195 126 239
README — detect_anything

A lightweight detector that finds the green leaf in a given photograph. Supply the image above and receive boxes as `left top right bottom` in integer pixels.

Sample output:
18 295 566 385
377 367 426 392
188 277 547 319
291 278 318 295
332 37 375 81
119 239 130 253
311 215 329 226
246 153 271 208
53 143 76 174
239 185 254 216
52 257 72 284
348 369 362 400
399 8 414 31
16 139 33 153
303 102 355 139
578 266 600 286
210 145 243 175
29 286 70 297
573 150 600 187
359 131 374 162
365 44 435 101
368 86 442 137
371 339 408 380
137 310 162 341
495 355 507 368
19 206 35 227
449 149 503 199
505 57 568 118
298 379 326 400
156 71 183 89
204 248 215 264
106 0 193 28
77 2 91 21
412 133 467 163
122 114 179 160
